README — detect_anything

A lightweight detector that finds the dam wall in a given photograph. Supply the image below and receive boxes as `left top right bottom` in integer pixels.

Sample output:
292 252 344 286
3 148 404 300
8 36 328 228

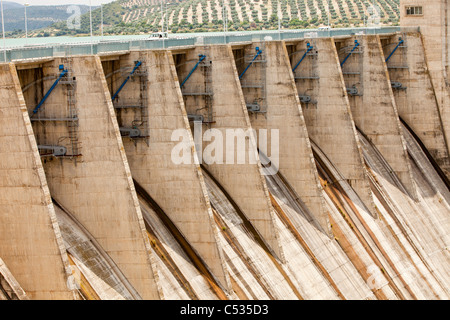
0 63 75 300
14 56 161 300
0 29 449 300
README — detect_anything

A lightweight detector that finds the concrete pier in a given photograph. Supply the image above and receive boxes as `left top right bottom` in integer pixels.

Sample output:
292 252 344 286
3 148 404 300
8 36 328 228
0 258 29 300
233 40 331 235
101 50 230 291
16 56 161 300
287 38 376 217
338 35 418 200
382 32 450 178
174 44 284 261
0 63 75 300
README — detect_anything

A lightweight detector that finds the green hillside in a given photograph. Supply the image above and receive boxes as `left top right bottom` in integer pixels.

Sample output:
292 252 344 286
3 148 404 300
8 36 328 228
0 4 91 36
31 0 401 37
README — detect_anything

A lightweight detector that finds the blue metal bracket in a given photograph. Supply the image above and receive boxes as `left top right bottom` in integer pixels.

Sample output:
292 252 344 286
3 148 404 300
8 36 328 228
292 42 313 73
239 47 263 80
385 38 404 63
180 54 207 88
33 65 68 115
340 40 360 67
112 61 142 101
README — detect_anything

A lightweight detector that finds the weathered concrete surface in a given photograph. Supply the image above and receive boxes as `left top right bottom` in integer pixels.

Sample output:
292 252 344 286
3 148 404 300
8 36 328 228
205 169 341 300
0 257 29 300
175 45 284 261
339 35 417 200
139 196 221 300
233 40 330 235
17 57 161 300
359 127 450 299
287 38 376 217
0 63 75 300
382 32 450 178
102 50 230 292
400 0 450 172
54 201 140 300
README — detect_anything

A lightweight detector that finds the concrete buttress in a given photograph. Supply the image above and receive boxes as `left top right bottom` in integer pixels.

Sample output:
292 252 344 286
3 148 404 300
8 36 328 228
338 35 418 200
0 63 76 300
234 40 331 235
103 50 231 292
288 38 377 217
174 44 284 261
382 32 450 178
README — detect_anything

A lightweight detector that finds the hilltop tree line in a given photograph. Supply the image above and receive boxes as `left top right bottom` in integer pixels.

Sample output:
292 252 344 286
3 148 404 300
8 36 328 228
8 0 400 38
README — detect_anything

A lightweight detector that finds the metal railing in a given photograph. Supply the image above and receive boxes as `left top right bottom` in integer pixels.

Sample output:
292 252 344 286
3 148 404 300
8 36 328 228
0 26 419 63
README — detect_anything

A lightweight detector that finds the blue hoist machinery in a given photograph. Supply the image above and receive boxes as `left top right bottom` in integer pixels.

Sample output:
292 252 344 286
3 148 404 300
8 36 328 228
32 65 71 157
385 38 404 63
32 64 68 115
182 54 215 123
292 43 315 104
292 42 313 73
386 38 406 90
239 47 263 80
112 61 142 101
340 40 360 67
181 54 207 88
111 61 144 139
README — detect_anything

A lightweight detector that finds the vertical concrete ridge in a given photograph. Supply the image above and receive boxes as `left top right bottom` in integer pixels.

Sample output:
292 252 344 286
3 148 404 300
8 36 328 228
179 44 284 262
345 35 417 200
0 63 76 300
94 56 164 300
165 49 232 293
10 62 78 300
118 50 231 293
376 35 418 200
413 32 450 178
330 38 378 217
244 40 331 236
293 38 377 218
38 56 161 300
225 44 284 262
0 257 29 300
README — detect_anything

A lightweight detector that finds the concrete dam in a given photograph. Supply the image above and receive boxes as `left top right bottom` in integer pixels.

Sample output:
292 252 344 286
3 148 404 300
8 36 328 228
0 22 449 299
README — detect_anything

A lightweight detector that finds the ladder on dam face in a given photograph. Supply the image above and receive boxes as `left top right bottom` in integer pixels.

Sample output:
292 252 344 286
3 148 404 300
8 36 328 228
240 42 267 115
291 41 319 105
31 57 81 160
64 57 81 159
183 48 214 124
